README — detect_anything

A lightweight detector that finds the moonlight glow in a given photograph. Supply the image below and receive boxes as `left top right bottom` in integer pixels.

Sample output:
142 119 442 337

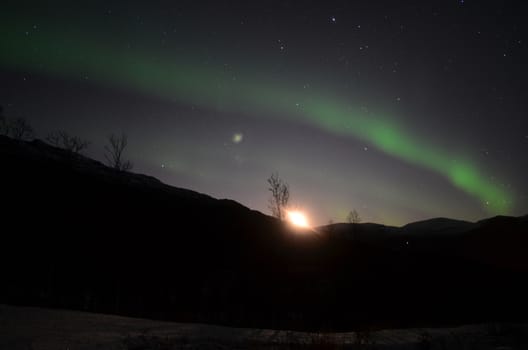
286 211 310 229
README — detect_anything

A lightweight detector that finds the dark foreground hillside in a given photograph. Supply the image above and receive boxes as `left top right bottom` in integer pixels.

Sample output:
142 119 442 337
1 135 527 331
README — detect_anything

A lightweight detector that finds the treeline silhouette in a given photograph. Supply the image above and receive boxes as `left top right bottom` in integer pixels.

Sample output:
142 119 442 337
0 105 132 171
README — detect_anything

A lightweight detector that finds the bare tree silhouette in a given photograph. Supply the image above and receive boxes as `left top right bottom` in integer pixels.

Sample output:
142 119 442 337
9 117 34 141
347 209 361 241
104 133 133 171
46 131 90 154
347 209 361 224
267 172 289 220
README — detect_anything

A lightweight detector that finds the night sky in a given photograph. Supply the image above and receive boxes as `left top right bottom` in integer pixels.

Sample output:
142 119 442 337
1 1 527 226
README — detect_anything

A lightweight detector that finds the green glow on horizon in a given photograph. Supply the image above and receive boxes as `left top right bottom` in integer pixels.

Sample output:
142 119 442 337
0 20 512 213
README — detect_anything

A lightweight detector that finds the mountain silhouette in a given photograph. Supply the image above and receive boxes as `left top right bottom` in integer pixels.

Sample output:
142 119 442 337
401 217 476 235
1 135 527 331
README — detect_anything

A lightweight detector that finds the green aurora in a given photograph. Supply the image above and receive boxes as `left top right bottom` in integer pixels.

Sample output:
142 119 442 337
0 20 512 214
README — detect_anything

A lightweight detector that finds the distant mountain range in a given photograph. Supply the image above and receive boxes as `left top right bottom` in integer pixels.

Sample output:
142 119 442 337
321 214 528 271
1 135 527 331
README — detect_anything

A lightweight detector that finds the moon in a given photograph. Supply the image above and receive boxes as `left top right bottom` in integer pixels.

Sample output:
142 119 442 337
286 210 310 229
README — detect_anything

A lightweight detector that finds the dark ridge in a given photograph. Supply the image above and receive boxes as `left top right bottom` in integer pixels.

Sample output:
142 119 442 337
401 217 476 234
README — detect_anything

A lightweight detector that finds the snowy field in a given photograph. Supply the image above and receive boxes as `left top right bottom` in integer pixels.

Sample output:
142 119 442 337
1 304 527 349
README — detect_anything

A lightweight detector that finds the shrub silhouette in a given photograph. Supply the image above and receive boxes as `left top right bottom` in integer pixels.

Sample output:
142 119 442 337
7 117 34 141
46 131 90 154
0 106 34 140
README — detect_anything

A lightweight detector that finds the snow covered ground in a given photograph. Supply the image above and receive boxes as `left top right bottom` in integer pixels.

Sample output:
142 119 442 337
1 304 527 349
